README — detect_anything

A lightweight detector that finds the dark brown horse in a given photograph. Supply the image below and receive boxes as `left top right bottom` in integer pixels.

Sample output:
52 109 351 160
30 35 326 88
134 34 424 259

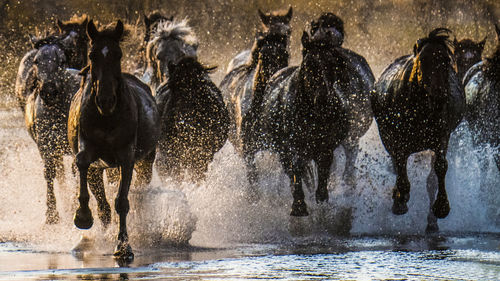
372 28 465 233
68 20 160 260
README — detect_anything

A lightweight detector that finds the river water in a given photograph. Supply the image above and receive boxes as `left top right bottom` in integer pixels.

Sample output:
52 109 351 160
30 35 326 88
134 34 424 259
1 107 500 280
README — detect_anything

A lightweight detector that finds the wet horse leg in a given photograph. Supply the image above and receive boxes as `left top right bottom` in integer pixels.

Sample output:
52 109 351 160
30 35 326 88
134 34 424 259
316 151 334 203
343 142 359 188
288 155 308 216
244 151 259 202
392 154 410 215
88 167 111 227
74 149 96 229
425 152 439 233
113 149 135 260
431 148 451 219
135 150 155 187
42 153 60 224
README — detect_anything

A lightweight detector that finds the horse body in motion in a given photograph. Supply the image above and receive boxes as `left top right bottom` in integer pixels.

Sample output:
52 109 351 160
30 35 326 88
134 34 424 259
464 24 500 170
68 20 160 260
309 13 375 186
152 20 229 181
244 22 354 216
15 15 88 111
372 28 465 233
24 36 81 224
455 37 486 83
220 28 290 152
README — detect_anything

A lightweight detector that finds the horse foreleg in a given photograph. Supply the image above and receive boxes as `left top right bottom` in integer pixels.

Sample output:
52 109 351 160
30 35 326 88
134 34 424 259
392 155 410 215
343 142 359 188
114 157 134 261
74 150 94 229
316 153 333 203
288 157 308 216
425 152 439 233
88 167 111 228
42 154 60 224
431 149 450 219
135 150 155 187
244 152 259 202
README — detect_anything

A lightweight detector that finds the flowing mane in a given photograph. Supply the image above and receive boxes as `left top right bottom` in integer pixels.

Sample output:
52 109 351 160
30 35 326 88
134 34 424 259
413 28 455 58
151 19 198 47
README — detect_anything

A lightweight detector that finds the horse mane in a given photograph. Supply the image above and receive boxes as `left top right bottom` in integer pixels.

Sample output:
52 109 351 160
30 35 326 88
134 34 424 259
146 11 171 23
151 19 198 47
413 28 455 57
31 34 65 49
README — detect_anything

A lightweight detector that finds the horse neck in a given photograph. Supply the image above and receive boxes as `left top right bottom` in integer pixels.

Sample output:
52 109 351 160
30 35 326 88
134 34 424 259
251 51 288 107
168 59 207 98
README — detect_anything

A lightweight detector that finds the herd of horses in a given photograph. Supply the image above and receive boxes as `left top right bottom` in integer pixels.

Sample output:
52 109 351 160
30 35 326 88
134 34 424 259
12 8 500 260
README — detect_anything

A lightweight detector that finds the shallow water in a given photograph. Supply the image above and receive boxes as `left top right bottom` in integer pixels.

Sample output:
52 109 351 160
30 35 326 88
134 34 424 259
1 108 500 280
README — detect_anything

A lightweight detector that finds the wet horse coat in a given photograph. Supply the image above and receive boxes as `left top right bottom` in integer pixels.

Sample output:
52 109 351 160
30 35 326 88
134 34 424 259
372 28 465 233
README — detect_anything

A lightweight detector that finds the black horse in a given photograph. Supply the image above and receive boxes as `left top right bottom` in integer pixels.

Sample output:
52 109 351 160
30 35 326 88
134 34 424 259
16 15 88 111
455 37 486 83
68 20 160 260
372 28 465 233
220 31 289 152
153 20 229 181
24 36 81 224
243 22 354 216
226 7 292 73
464 24 500 170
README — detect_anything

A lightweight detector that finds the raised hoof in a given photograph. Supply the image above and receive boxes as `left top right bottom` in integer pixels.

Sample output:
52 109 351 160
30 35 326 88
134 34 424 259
425 222 439 234
392 200 408 215
45 210 60 224
98 203 112 228
432 197 450 219
315 188 329 203
290 200 309 216
74 206 93 229
114 242 134 261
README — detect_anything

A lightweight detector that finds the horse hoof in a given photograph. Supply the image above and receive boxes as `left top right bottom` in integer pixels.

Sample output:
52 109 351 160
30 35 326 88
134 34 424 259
290 200 309 216
114 242 134 261
315 189 329 203
45 210 60 224
432 197 450 219
425 222 439 234
391 200 408 215
74 207 93 229
98 203 112 228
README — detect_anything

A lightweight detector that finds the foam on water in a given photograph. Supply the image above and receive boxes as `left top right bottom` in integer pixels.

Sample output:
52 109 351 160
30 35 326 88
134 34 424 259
0 109 499 253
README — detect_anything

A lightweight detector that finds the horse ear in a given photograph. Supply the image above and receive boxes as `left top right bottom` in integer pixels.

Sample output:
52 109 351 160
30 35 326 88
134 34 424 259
87 19 98 41
495 24 500 41
114 20 124 41
413 43 418 56
81 17 88 28
144 13 150 27
285 6 293 23
56 19 65 32
258 9 270 26
453 38 458 47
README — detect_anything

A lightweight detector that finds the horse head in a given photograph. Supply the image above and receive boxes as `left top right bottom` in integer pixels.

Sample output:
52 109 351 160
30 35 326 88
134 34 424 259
147 19 198 83
310 12 344 48
258 7 292 38
454 37 486 80
87 20 124 116
31 36 68 103
56 14 89 69
143 11 174 44
411 28 456 95
254 32 289 71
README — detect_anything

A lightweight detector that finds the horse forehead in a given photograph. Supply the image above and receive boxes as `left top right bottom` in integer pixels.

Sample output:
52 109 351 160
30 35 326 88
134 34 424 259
101 46 109 57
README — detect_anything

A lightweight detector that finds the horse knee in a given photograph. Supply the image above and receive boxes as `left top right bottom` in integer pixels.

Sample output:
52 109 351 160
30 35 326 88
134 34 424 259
76 151 92 171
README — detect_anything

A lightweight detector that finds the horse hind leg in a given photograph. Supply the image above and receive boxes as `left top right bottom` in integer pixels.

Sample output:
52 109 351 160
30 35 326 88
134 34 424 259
88 167 111 227
392 155 411 215
431 149 451 219
425 152 439 233
134 150 155 187
42 155 60 224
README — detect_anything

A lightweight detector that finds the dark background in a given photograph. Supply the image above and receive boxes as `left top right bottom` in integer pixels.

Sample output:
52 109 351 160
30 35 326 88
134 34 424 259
0 0 499 107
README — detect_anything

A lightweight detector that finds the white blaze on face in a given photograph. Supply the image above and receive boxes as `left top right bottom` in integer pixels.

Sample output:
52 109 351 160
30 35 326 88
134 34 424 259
464 51 474 60
102 46 109 58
